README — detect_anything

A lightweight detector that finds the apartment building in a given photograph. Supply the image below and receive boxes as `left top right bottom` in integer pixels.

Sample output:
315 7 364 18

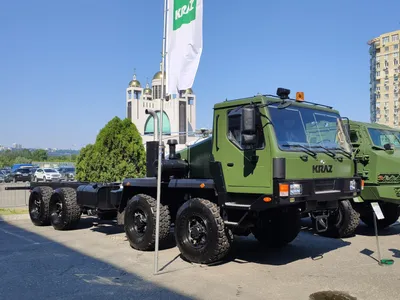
369 30 400 127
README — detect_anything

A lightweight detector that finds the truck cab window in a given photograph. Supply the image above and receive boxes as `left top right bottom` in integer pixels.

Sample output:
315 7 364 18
350 131 359 143
227 107 265 149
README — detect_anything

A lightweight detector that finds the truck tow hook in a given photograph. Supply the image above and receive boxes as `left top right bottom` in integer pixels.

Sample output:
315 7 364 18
314 215 329 233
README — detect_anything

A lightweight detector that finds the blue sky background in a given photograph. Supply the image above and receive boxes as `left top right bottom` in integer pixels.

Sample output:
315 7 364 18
1 0 400 149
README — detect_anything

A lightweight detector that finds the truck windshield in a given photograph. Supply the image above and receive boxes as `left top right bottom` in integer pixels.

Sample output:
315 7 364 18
367 128 400 148
268 104 351 153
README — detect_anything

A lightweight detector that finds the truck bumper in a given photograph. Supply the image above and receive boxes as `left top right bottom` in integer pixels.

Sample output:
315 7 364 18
250 177 362 212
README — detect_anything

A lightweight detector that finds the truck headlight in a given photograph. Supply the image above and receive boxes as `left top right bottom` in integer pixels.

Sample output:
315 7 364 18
349 179 356 191
290 183 302 196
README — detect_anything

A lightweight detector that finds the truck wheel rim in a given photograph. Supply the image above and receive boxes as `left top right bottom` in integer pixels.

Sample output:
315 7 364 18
30 196 41 217
133 209 147 236
187 215 207 249
55 200 63 217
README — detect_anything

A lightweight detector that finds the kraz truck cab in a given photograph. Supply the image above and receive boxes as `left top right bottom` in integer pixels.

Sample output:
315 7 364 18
344 120 400 230
177 88 362 246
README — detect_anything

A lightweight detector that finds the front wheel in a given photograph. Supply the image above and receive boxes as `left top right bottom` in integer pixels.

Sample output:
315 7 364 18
312 200 360 238
360 202 400 230
174 198 233 264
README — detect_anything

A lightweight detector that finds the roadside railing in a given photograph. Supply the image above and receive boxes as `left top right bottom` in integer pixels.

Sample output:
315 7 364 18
0 182 30 208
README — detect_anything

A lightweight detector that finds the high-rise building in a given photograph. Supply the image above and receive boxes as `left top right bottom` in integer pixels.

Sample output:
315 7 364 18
126 64 198 151
368 30 400 127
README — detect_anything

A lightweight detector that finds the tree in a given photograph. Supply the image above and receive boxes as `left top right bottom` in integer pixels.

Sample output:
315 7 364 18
31 149 48 161
75 117 146 182
13 156 32 164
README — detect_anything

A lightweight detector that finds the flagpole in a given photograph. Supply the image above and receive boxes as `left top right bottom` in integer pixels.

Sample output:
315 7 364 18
154 0 168 275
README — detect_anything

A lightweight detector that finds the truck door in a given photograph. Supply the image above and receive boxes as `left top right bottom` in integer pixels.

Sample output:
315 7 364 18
212 106 270 194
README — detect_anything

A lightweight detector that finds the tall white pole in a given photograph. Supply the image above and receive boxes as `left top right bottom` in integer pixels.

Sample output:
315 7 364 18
154 0 168 275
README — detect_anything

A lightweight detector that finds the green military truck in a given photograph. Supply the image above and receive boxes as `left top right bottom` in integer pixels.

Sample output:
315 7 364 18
346 120 400 231
313 119 400 238
8 88 363 264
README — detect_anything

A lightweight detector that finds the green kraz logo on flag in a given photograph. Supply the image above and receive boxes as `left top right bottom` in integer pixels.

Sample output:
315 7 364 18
173 0 197 30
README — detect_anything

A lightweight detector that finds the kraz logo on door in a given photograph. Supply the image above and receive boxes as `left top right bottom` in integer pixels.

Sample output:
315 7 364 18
312 165 333 173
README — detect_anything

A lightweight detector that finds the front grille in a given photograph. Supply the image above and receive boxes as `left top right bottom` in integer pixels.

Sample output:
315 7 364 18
314 179 336 192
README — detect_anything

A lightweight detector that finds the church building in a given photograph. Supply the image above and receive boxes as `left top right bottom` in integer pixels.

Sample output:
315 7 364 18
126 64 198 151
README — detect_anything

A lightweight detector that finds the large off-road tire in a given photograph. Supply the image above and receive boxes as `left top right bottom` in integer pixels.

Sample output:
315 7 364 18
174 198 233 264
124 194 171 251
251 207 301 247
360 202 400 230
28 186 53 226
313 200 360 238
49 187 82 230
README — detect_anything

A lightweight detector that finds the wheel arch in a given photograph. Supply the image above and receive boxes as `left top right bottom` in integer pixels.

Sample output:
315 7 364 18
119 186 156 213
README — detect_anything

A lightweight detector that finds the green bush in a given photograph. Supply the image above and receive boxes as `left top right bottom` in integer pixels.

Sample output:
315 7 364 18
75 117 146 182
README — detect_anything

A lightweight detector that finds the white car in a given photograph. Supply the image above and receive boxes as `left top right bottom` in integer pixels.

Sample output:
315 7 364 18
33 168 62 182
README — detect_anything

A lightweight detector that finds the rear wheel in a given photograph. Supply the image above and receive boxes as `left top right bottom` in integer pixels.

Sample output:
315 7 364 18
174 198 233 264
49 187 81 230
360 202 400 229
28 186 53 226
312 200 360 238
251 207 301 247
124 194 171 251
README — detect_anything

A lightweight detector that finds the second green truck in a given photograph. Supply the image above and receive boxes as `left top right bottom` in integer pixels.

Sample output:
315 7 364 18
314 119 400 237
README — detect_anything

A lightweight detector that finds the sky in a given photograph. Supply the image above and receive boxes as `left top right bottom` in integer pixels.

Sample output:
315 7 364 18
1 0 400 149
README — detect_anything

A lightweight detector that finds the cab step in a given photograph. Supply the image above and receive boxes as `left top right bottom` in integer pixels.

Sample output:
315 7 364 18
224 202 251 209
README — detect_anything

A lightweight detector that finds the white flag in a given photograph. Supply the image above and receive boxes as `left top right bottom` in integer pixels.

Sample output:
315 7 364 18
166 0 203 95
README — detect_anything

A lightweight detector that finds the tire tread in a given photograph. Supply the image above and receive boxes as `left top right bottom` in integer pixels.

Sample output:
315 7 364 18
175 198 232 264
29 186 53 226
51 187 81 230
125 193 171 251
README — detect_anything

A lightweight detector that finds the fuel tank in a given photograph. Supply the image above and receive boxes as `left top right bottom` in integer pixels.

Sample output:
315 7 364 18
76 183 120 210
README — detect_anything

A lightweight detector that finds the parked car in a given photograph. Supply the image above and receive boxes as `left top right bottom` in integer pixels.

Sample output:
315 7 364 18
33 168 62 182
58 167 76 181
8 168 32 183
11 163 34 173
29 167 38 175
0 169 10 176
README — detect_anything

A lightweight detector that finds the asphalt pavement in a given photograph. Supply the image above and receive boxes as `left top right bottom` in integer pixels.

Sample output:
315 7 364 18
0 215 399 300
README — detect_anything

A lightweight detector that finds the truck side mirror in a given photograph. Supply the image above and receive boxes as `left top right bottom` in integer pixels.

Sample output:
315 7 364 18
241 107 257 147
383 143 395 151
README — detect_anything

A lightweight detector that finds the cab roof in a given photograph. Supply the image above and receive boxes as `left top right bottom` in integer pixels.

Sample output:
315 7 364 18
213 93 340 114
349 119 396 130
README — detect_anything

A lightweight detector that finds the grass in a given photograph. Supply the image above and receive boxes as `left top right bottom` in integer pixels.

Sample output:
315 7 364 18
0 207 29 215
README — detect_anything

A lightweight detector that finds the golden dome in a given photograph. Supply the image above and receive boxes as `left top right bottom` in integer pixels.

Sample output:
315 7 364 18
128 72 141 88
128 79 141 88
153 71 166 80
144 87 152 95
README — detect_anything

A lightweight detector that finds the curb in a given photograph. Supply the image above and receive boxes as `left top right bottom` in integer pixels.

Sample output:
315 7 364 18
0 214 30 221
